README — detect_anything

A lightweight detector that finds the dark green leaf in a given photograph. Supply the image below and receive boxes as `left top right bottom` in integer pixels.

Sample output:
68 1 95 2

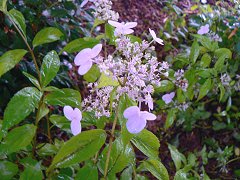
32 27 63 48
75 163 98 180
139 159 169 180
48 129 106 171
197 78 212 101
168 144 186 171
40 50 60 87
0 124 37 155
155 80 175 93
83 64 101 83
120 166 133 180
131 129 160 159
20 157 43 180
2 87 42 131
165 109 177 129
200 53 211 68
0 161 18 180
60 37 100 54
189 41 200 64
0 49 27 77
49 115 71 133
23 72 41 90
214 48 232 59
44 88 81 108
105 23 116 45
8 9 26 37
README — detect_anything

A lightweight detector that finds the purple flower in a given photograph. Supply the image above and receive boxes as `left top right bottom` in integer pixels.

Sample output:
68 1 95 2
149 28 164 45
108 20 137 36
197 24 210 35
74 44 102 75
123 106 156 134
162 92 175 104
63 106 82 136
80 0 96 8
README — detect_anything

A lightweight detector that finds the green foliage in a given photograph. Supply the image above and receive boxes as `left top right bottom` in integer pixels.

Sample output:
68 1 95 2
0 161 18 179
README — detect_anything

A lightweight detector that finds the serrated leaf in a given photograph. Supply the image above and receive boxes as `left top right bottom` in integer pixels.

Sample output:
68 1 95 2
2 87 42 132
139 159 169 180
40 50 60 87
197 78 212 101
168 144 186 171
8 9 26 37
131 129 160 159
60 37 100 54
0 161 18 179
44 88 81 108
190 41 200 64
0 124 36 155
0 49 27 77
48 129 106 171
97 72 119 88
32 27 63 48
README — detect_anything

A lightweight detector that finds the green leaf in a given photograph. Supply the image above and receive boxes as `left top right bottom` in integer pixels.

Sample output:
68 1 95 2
48 129 106 171
0 161 18 180
155 80 175 93
131 129 160 159
23 72 41 90
93 18 105 28
0 0 7 12
165 109 177 129
189 41 200 64
105 23 116 45
83 64 101 83
177 88 185 103
37 104 49 123
192 34 216 51
98 137 135 175
174 165 192 180
120 166 133 180
2 87 42 132
97 72 119 88
0 124 36 155
20 157 43 180
49 115 71 133
197 78 212 101
139 159 169 180
75 163 98 180
214 48 232 59
219 83 225 102
32 27 63 48
8 9 26 37
200 53 211 68
37 143 58 156
168 144 186 171
0 49 27 77
44 88 81 108
60 37 100 54
40 51 60 87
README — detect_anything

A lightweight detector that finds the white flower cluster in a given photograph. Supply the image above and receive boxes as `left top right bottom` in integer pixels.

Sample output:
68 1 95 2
174 69 189 92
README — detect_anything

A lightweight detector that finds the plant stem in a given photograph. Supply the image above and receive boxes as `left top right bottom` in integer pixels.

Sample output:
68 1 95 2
7 14 41 80
103 106 119 178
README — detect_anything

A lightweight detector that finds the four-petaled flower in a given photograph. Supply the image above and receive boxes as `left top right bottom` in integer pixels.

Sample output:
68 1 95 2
80 0 96 8
108 20 137 36
197 24 210 35
74 44 102 75
149 28 164 45
124 106 156 134
162 92 175 104
63 106 82 136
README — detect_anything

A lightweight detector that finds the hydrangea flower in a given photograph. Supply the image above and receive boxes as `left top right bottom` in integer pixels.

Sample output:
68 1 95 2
162 92 175 104
108 20 137 36
123 106 156 134
149 28 164 45
63 106 82 136
197 24 210 35
74 44 102 75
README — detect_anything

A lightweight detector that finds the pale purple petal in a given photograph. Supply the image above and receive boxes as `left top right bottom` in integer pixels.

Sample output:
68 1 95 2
124 22 137 29
90 44 102 58
80 0 89 8
155 38 164 45
149 28 156 39
71 120 81 135
108 20 122 28
123 106 140 119
197 24 210 35
122 28 134 35
169 92 175 98
162 93 173 104
63 106 74 121
74 48 91 66
78 60 93 75
72 108 82 121
126 117 146 134
140 111 156 121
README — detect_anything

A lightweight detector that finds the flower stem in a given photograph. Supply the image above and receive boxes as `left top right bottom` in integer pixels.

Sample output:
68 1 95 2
103 106 119 178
